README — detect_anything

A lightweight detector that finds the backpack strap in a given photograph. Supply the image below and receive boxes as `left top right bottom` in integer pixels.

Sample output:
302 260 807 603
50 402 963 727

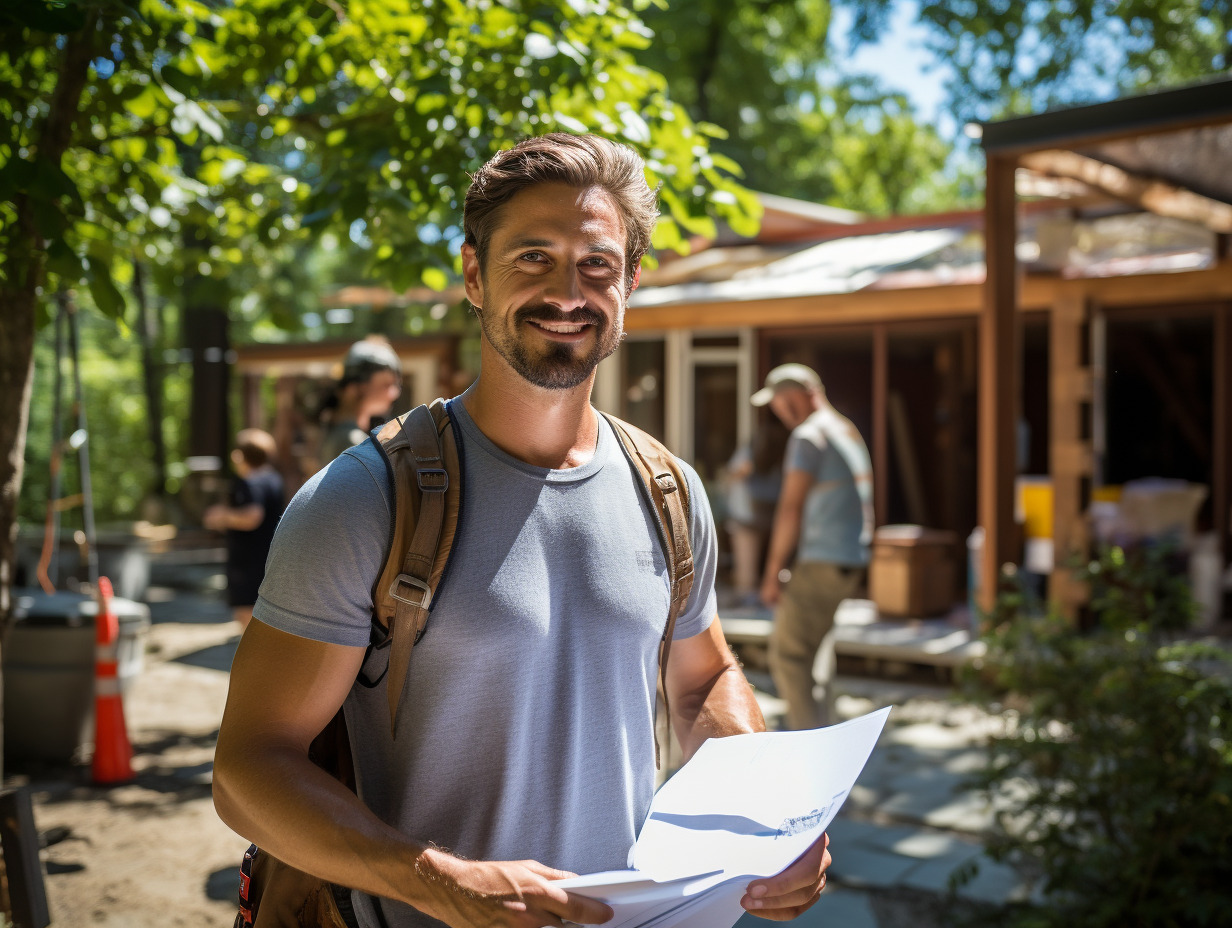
603 413 695 767
371 399 460 736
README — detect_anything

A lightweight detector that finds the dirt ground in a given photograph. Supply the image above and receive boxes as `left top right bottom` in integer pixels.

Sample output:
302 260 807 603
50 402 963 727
6 599 249 927
4 579 986 928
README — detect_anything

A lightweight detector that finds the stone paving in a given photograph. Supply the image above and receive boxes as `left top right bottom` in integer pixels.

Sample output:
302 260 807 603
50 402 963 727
736 673 1036 927
17 551 1037 927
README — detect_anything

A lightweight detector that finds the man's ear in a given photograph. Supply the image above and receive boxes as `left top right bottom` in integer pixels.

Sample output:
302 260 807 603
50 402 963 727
626 264 641 296
461 243 484 309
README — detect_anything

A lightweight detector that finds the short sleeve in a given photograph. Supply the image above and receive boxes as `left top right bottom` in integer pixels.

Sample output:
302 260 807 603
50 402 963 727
671 459 719 640
230 476 255 509
253 444 392 647
784 432 824 477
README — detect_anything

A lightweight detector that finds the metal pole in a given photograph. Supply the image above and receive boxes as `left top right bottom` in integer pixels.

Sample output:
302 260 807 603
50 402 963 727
36 297 68 592
66 298 98 589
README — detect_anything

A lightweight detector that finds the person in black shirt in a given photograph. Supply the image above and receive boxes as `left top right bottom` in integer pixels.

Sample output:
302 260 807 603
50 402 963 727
204 429 286 630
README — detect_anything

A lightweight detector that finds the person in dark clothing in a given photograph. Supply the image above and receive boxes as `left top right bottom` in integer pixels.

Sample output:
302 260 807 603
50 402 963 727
204 428 286 630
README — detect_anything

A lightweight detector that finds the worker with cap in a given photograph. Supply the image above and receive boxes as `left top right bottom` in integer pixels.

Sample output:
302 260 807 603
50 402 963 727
319 336 405 464
752 363 874 730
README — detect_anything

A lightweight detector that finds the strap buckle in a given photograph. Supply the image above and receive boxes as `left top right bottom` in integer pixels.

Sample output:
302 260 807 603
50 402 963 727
389 574 432 610
654 473 678 494
417 467 448 492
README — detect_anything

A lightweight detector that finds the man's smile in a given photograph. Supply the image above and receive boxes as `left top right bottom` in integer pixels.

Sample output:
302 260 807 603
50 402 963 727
528 319 589 337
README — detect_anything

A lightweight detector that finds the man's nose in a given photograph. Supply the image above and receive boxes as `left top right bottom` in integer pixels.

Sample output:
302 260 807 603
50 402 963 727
541 265 587 311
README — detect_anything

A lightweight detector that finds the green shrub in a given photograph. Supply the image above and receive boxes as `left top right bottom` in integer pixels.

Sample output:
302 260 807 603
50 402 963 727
961 544 1232 928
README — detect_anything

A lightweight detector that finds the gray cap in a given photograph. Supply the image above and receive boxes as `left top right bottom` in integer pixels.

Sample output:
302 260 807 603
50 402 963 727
750 363 822 407
342 338 402 381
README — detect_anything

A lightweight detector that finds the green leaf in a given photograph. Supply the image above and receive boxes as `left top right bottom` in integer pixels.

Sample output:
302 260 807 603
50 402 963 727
160 65 197 98
421 266 448 291
44 238 85 281
88 264 127 320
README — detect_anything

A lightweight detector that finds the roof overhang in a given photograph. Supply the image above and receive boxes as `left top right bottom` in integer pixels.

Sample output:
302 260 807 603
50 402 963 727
980 75 1232 222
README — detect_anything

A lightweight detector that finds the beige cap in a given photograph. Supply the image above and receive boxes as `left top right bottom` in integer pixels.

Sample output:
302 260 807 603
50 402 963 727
750 363 822 406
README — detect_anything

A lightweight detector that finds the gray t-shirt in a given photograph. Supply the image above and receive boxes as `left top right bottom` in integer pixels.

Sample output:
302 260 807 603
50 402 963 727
786 407 872 567
253 400 717 928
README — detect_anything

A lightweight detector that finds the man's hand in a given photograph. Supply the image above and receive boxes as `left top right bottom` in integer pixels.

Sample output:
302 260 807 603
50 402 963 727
740 832 831 921
416 847 613 928
760 571 782 607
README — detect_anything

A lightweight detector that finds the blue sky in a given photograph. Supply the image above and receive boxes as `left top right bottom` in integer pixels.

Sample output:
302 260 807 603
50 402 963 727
829 1 955 136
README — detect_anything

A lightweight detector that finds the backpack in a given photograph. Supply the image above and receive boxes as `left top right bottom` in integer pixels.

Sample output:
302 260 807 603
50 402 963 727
235 398 695 928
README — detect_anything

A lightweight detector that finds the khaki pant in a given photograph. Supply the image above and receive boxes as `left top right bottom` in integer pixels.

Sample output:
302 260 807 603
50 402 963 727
769 562 865 730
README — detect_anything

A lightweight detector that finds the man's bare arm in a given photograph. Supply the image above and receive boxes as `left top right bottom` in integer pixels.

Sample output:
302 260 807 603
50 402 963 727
665 621 831 922
666 619 765 760
760 468 813 606
203 502 264 532
213 620 612 928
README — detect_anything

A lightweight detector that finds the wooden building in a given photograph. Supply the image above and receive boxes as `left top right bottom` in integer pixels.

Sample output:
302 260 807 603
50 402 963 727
232 77 1232 618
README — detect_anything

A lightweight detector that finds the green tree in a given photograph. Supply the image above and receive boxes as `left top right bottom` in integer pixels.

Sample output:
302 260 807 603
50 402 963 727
0 0 760 772
844 0 1232 121
637 0 975 213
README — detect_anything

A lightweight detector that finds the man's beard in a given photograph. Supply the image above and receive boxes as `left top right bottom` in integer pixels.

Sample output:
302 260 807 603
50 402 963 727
480 303 625 390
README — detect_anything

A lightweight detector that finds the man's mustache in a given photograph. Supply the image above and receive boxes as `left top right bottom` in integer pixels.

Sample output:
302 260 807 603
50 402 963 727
515 305 605 327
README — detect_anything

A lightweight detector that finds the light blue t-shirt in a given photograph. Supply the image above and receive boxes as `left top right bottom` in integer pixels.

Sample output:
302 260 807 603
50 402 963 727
785 407 872 567
253 400 718 928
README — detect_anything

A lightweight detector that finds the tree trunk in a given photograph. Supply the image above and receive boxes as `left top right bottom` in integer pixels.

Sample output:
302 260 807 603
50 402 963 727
180 222 232 465
184 302 231 462
135 260 168 499
0 11 98 778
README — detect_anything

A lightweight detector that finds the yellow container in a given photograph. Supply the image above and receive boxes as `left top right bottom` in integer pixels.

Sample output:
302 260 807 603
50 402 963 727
1017 478 1053 540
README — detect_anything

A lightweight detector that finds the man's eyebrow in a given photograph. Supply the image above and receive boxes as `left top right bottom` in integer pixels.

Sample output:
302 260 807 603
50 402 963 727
503 237 623 257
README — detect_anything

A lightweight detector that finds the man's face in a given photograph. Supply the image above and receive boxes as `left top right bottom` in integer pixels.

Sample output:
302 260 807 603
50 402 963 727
461 182 628 391
358 369 402 418
768 387 812 429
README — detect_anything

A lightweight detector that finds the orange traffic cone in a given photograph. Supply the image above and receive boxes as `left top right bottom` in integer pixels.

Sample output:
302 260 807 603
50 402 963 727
92 576 135 784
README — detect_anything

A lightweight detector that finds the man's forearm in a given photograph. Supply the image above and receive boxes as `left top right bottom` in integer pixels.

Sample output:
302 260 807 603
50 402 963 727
213 741 439 907
763 508 802 583
671 660 766 760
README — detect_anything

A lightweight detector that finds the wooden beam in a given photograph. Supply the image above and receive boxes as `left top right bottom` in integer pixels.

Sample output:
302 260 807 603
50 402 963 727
242 373 262 429
1072 263 1232 306
1216 303 1231 573
1049 293 1092 619
872 324 888 529
627 283 988 331
231 335 457 375
1021 149 1232 233
625 265 1232 334
979 153 1021 616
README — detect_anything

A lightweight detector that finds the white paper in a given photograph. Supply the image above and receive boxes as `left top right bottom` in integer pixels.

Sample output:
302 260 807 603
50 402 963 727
560 706 891 928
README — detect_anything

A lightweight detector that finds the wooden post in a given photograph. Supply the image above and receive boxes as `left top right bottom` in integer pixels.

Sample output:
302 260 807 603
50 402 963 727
242 373 263 430
0 787 51 928
978 152 1021 615
1215 303 1231 575
1049 291 1093 618
872 323 888 529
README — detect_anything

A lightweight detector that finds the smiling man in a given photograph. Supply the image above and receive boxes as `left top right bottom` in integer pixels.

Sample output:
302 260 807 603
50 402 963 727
213 134 832 928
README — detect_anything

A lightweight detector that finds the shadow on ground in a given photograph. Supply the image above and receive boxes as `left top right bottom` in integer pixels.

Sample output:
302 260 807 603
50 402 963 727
173 639 240 672
207 865 239 903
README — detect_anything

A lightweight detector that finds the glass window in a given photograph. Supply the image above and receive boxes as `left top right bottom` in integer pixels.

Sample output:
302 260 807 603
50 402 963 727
621 340 666 441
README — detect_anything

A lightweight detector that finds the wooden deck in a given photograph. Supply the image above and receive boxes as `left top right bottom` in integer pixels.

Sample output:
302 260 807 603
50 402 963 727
719 599 986 678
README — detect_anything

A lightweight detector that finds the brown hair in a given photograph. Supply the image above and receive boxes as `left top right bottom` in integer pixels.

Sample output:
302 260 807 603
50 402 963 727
463 133 659 290
235 429 277 469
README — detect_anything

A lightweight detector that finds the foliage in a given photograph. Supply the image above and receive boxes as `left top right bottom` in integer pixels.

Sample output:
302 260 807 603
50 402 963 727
961 545 1232 928
1 0 764 641
2 0 760 321
21 307 191 528
844 0 1232 122
637 0 977 214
